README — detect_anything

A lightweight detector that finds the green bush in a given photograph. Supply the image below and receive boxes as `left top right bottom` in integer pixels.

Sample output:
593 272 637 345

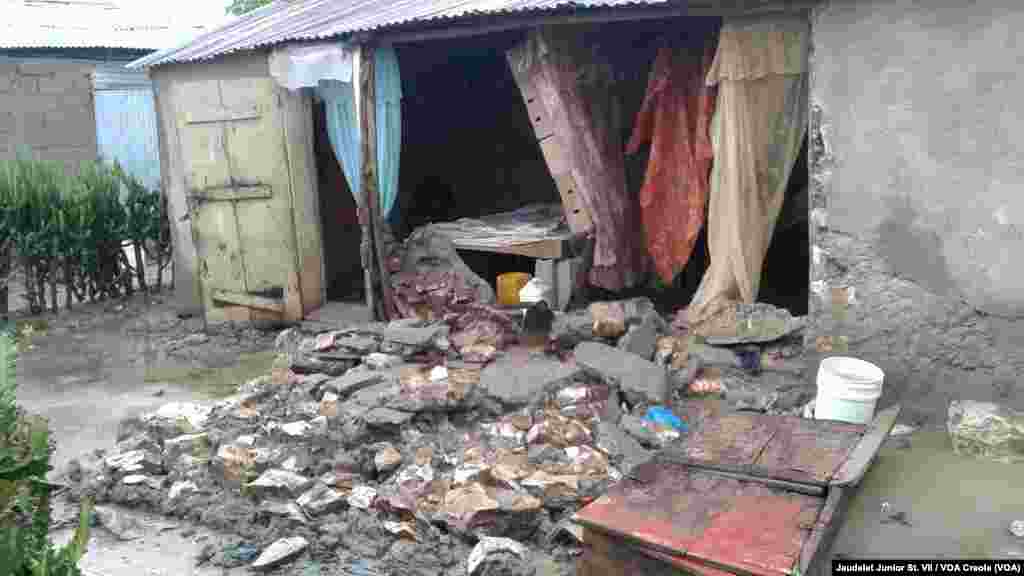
0 329 92 576
0 158 171 315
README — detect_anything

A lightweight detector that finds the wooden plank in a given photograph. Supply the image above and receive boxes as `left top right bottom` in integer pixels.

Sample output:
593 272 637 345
685 489 821 576
188 184 272 201
359 45 397 321
553 172 594 234
210 289 285 312
186 106 260 125
683 412 781 468
798 486 847 576
574 460 822 572
753 416 864 485
832 404 901 487
450 237 565 260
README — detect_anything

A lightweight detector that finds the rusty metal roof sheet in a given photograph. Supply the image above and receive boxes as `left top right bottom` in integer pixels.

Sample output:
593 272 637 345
129 0 671 69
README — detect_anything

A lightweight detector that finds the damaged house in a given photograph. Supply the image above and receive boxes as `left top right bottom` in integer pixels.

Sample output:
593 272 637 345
134 0 814 330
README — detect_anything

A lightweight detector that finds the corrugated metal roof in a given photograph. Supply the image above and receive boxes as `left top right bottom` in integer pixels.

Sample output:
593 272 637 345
130 0 671 69
0 0 214 51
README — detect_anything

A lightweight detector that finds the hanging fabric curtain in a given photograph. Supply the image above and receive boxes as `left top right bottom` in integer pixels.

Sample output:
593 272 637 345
687 14 810 330
315 45 402 219
625 26 719 285
506 26 645 292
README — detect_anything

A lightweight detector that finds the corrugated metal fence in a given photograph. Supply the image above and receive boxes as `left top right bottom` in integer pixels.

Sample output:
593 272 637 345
92 64 162 192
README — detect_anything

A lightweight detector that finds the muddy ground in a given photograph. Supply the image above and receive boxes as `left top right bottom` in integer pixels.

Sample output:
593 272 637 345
11 227 1024 575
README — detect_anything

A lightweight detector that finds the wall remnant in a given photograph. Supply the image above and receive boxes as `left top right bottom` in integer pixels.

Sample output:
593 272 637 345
0 61 98 171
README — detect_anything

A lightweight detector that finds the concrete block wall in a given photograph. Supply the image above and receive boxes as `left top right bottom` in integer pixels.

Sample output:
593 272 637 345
0 60 98 171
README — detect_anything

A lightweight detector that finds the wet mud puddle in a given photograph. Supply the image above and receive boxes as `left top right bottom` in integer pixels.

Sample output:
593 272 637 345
832 429 1024 559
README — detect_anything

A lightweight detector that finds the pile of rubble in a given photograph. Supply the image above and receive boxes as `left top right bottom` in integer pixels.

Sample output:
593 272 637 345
62 297 810 574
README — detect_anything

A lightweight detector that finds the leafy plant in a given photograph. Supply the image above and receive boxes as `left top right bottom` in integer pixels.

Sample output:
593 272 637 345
0 329 93 576
0 158 170 314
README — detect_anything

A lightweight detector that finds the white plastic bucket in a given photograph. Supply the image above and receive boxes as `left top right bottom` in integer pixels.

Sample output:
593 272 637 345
814 356 884 424
519 278 554 307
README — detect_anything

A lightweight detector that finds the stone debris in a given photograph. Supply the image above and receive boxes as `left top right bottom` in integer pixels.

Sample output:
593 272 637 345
467 537 531 576
574 341 669 405
297 483 348 516
121 475 164 489
61 297 810 574
162 432 210 464
348 486 378 510
481 354 580 407
251 536 309 571
246 469 314 499
375 443 404 474
105 449 163 476
93 505 142 540
1010 520 1024 539
948 400 1024 464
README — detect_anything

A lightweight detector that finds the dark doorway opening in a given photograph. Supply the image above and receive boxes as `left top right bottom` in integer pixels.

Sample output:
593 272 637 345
313 100 364 303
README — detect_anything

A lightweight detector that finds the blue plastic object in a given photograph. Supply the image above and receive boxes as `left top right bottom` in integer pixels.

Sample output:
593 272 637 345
644 406 687 432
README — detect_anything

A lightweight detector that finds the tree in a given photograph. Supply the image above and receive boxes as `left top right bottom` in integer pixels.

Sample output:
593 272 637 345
226 0 273 16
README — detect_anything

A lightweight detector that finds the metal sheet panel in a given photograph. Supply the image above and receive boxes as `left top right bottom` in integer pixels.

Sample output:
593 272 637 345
129 0 675 68
1 0 210 50
94 85 162 192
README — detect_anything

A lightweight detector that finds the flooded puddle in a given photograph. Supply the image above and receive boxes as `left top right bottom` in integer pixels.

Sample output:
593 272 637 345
833 429 1024 559
144 350 279 398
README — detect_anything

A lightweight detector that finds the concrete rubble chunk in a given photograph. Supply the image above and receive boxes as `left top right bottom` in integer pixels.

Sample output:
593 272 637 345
319 391 340 418
1010 520 1024 538
93 505 142 541
619 414 660 448
467 536 531 576
948 400 1024 464
589 302 626 339
251 536 308 571
595 421 652 474
212 442 257 483
324 369 385 399
105 449 163 476
246 469 313 499
121 474 164 489
144 402 213 435
376 323 448 347
551 310 595 348
348 485 378 510
365 407 415 427
574 341 669 405
261 501 308 525
297 483 347 516
334 335 379 355
167 480 198 501
375 443 403 474
617 314 660 361
482 355 581 407
162 432 210 464
365 352 403 370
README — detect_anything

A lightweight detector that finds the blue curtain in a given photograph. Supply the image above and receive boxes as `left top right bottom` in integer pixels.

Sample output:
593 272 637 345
316 45 401 221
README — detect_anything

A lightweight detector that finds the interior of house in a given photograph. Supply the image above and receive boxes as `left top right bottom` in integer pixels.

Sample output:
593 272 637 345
309 15 810 318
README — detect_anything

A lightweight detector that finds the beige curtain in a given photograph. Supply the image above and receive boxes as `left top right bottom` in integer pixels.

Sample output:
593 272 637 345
687 14 810 329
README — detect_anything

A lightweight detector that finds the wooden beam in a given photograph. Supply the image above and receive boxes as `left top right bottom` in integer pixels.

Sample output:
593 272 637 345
210 289 285 313
359 45 397 321
832 404 901 487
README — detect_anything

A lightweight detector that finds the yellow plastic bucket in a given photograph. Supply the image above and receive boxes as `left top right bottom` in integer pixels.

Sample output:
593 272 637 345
497 272 531 306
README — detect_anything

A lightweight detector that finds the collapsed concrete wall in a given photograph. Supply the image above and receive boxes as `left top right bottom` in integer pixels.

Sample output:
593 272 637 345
0 59 98 171
808 0 1024 424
